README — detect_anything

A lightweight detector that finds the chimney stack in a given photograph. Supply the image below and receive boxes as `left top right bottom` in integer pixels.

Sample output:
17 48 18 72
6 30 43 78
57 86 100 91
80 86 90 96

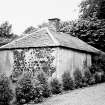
48 18 60 32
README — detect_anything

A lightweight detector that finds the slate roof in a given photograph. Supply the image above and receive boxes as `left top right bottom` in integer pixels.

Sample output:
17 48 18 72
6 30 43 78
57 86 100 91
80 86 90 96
0 28 104 54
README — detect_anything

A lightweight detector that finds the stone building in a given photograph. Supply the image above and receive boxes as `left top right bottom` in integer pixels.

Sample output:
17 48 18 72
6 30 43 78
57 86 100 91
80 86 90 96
0 18 104 80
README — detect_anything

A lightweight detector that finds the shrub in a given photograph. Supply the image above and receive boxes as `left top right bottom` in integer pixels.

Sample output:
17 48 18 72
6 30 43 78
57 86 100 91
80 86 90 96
16 76 34 104
62 72 74 91
89 65 97 74
31 76 44 103
37 72 51 98
83 69 92 86
16 73 44 104
0 74 13 105
89 75 96 85
94 72 102 83
101 72 105 82
73 69 83 88
33 84 43 103
90 55 105 83
92 55 105 72
50 78 62 94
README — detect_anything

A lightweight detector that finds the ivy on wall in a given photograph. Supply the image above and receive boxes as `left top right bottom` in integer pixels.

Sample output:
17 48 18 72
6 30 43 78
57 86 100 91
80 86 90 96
25 48 56 77
11 50 26 81
11 48 56 81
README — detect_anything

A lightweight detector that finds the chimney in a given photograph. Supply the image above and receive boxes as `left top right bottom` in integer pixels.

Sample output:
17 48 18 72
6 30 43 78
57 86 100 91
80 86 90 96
48 18 60 32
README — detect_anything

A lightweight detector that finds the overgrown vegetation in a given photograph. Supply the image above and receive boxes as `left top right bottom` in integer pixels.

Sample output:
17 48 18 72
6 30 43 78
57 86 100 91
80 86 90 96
23 26 37 34
15 74 35 104
73 69 83 88
0 74 13 105
15 73 44 104
2 59 105 105
50 78 62 94
0 21 18 47
37 72 51 98
82 68 94 86
62 72 74 91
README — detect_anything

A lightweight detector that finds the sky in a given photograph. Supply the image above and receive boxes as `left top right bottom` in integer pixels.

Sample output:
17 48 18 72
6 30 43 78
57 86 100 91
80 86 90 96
0 0 82 35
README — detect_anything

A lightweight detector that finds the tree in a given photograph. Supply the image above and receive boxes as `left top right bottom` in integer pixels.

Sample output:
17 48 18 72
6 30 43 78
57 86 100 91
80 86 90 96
57 0 105 52
58 18 105 52
0 21 14 38
0 21 18 46
79 0 105 19
23 26 37 34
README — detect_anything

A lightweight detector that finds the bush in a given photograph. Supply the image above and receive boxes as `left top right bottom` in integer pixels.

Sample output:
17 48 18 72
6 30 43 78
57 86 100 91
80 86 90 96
89 65 97 74
73 69 83 88
89 64 105 84
83 69 92 86
62 72 74 91
0 74 13 105
15 74 40 104
90 55 105 84
31 76 44 103
15 73 44 104
50 78 62 94
33 84 43 103
16 75 34 104
37 72 51 98
94 72 102 83
101 72 105 82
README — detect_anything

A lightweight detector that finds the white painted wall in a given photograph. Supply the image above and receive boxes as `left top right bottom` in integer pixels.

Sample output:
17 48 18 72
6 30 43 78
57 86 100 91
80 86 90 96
56 47 92 79
0 50 14 76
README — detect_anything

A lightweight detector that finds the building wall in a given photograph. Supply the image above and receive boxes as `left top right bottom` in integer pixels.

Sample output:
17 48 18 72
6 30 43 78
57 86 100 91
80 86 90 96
0 48 57 80
0 47 92 81
56 47 92 79
0 50 14 76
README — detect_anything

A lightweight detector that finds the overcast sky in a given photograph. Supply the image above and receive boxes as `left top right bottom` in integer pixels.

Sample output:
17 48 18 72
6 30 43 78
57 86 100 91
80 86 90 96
0 0 82 35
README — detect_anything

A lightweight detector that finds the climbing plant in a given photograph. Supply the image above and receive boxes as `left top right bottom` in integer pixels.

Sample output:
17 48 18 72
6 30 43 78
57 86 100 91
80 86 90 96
11 48 56 81
11 50 26 81
25 48 56 77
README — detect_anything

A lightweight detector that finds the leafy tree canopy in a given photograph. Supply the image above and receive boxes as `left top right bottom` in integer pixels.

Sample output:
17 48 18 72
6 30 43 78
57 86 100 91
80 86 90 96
23 26 37 34
0 21 14 37
56 0 105 52
79 0 105 19
0 21 18 46
59 18 105 52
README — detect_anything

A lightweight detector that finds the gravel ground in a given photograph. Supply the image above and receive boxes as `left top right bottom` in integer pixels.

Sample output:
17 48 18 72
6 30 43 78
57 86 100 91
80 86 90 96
32 83 105 105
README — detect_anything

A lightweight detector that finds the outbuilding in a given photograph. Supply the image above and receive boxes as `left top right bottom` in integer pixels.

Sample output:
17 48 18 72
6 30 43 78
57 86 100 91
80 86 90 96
0 18 103 80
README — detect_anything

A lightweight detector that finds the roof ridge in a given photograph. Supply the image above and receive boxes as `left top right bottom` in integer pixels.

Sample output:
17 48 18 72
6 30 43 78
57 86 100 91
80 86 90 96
45 28 60 45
